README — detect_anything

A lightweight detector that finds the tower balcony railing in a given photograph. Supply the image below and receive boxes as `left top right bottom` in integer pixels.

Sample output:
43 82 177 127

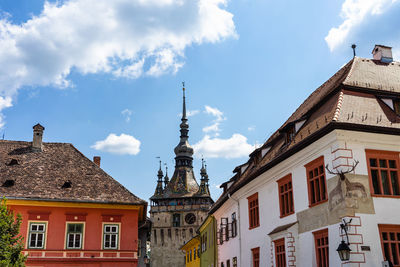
150 204 210 212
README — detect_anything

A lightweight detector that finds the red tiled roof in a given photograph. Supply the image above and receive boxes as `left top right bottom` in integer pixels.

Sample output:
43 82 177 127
0 141 146 205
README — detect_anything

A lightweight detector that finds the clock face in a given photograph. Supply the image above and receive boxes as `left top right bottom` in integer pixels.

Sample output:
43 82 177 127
185 213 196 224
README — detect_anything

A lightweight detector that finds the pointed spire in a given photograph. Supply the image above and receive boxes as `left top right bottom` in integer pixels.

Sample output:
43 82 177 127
164 164 169 188
197 158 210 196
182 82 187 121
154 159 164 196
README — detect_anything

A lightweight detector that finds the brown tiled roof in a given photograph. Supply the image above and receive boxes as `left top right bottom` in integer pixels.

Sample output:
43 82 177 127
210 57 400 214
0 141 146 205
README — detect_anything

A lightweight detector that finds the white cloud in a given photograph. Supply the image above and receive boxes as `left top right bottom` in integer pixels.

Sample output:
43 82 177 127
325 0 398 51
248 126 255 131
121 108 133 122
0 0 236 126
203 105 226 134
179 109 200 117
0 96 12 128
91 133 141 155
193 134 253 159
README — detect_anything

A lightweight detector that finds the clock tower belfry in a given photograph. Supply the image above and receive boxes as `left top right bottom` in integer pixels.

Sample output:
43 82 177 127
149 84 214 267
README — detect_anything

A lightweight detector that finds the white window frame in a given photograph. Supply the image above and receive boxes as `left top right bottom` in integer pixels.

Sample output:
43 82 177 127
66 223 84 249
28 222 47 249
103 223 120 249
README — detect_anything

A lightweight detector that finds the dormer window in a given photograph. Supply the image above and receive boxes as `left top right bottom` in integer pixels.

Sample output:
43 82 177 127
381 97 400 116
394 99 400 115
285 126 295 145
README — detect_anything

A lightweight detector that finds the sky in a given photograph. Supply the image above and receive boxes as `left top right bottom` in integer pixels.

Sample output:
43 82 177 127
0 0 399 203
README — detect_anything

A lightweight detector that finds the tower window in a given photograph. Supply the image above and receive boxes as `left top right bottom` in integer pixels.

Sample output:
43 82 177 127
173 213 181 227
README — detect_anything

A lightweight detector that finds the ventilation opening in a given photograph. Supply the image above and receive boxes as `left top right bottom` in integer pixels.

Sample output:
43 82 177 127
6 159 19 166
2 179 15 187
62 181 72 189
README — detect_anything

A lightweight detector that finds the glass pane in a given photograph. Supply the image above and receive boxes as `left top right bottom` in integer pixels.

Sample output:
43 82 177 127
75 234 81 247
370 158 377 167
68 224 75 232
384 243 390 261
68 234 74 247
319 166 324 175
389 160 397 168
112 226 117 232
321 176 326 200
381 170 391 195
391 171 400 195
32 225 37 231
316 179 321 202
105 226 110 232
309 171 314 179
390 232 396 241
30 238 36 247
371 170 381 194
38 225 44 231
310 180 315 203
392 243 399 264
383 232 388 240
380 159 388 168
314 168 318 177
76 224 83 233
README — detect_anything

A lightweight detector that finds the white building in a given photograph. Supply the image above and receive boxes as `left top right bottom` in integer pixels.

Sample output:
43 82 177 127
210 45 400 267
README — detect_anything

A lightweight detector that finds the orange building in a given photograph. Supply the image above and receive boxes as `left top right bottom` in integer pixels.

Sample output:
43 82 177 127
0 124 147 266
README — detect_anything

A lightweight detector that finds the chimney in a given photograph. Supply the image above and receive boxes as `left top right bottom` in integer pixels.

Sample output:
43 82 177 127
93 156 101 167
372 44 393 63
32 123 45 152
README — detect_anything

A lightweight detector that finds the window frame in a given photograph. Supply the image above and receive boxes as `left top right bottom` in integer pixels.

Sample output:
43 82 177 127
65 222 84 250
305 156 328 207
247 192 260 229
313 228 329 267
172 213 181 227
102 223 120 250
366 149 400 198
27 222 47 249
378 224 400 266
251 247 260 267
277 174 295 218
274 238 286 267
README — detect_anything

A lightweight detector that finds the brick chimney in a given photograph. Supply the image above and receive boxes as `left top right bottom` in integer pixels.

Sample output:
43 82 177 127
372 45 393 63
93 156 101 167
32 123 45 152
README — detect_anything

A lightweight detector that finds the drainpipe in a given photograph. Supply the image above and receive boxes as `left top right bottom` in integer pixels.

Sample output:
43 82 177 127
228 193 241 267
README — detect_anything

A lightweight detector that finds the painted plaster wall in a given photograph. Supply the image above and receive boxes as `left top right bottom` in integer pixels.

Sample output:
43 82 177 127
216 129 400 266
9 204 139 266
213 199 240 267
199 217 217 267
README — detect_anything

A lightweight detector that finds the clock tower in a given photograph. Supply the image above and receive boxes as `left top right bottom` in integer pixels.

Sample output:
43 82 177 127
149 85 213 267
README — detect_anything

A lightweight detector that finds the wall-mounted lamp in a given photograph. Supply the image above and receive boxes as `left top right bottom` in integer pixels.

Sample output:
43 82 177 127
337 218 352 261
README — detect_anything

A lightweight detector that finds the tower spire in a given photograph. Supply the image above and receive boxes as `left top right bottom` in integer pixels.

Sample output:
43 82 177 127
164 164 169 188
197 157 210 196
153 159 164 197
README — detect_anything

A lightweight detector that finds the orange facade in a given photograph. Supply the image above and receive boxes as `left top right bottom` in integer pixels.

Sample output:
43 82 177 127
9 200 141 267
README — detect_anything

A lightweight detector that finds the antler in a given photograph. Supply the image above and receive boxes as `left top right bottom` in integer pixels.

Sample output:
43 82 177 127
325 160 359 180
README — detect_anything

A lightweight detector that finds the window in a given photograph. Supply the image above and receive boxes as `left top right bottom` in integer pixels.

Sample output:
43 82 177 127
232 213 237 237
138 239 141 257
173 213 181 227
247 192 260 229
103 224 119 249
233 257 238 267
66 223 84 249
394 99 400 115
251 247 260 267
277 174 294 217
154 229 157 244
28 223 46 249
168 228 171 239
305 156 327 206
194 247 196 260
379 225 400 266
366 150 400 196
190 249 192 261
274 238 286 267
161 229 164 244
221 262 225 267
313 229 329 267
227 259 231 267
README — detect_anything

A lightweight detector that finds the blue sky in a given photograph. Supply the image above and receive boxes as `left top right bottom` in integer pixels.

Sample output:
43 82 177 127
0 0 399 202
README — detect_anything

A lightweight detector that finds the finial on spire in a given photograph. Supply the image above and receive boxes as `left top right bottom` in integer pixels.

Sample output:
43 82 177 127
182 82 186 120
351 44 357 58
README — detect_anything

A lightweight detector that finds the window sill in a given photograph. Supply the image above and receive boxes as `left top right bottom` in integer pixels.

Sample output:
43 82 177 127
280 211 295 218
249 225 260 230
371 194 400 199
308 198 328 208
